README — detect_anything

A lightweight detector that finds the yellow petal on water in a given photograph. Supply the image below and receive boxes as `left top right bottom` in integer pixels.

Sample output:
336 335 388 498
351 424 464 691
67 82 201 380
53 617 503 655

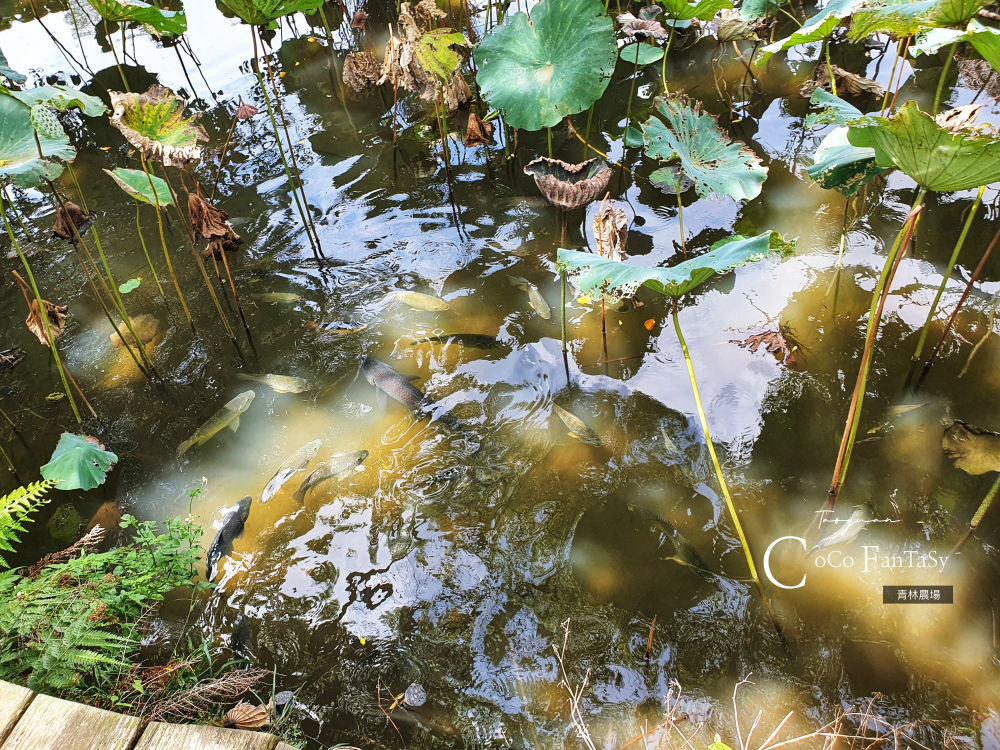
644 319 655 330
578 296 590 304
308 36 316 42
280 71 286 78
100 146 111 151
295 61 300 66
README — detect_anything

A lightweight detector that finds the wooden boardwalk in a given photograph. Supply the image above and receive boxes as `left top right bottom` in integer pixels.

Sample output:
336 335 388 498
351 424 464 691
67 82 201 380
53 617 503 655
0 680 296 750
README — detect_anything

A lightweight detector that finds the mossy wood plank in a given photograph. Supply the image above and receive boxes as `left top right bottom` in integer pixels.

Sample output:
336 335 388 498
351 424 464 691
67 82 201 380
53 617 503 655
0 681 34 744
133 723 278 750
1 693 142 750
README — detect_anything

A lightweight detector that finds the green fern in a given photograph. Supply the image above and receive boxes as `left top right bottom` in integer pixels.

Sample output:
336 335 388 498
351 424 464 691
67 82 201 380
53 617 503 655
0 481 55 567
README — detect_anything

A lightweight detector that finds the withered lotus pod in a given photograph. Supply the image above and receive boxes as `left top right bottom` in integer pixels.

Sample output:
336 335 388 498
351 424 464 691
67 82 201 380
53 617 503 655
593 195 628 262
343 51 381 93
464 113 492 147
523 157 612 211
26 298 68 346
223 701 269 729
108 85 209 167
52 201 94 243
188 192 243 256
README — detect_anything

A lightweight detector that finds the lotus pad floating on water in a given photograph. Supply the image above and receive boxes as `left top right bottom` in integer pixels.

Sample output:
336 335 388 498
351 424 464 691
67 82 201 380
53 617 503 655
109 85 209 167
0 92 74 187
523 157 612 211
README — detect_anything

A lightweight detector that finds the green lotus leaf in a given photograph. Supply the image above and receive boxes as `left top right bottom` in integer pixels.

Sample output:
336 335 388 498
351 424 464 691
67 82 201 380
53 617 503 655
0 92 75 188
909 26 967 57
740 0 787 20
849 0 983 41
12 86 107 117
556 231 794 299
658 0 733 20
40 433 118 492
103 167 174 206
910 21 1000 72
218 0 323 28
620 42 665 65
109 85 209 167
0 48 25 85
807 127 886 195
757 0 866 63
805 88 865 128
119 278 141 293
847 100 1000 191
84 0 187 37
473 0 617 132
641 93 768 201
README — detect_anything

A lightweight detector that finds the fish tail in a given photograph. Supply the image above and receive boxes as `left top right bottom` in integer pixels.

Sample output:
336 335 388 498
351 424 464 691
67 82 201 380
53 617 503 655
293 486 307 504
509 276 526 289
177 439 194 457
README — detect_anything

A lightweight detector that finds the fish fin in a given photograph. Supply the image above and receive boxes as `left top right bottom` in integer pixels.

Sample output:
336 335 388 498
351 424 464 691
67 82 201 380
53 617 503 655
509 276 526 289
236 528 245 541
528 301 536 311
568 432 580 440
230 415 240 432
376 386 387 409
402 374 421 381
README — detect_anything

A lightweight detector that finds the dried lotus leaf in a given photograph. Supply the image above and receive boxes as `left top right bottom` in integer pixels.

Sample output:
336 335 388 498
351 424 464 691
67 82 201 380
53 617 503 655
26 298 68 346
223 701 269 729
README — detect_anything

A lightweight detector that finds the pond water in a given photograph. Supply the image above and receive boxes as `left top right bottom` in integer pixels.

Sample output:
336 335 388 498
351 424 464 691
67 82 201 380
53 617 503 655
4 0 1000 746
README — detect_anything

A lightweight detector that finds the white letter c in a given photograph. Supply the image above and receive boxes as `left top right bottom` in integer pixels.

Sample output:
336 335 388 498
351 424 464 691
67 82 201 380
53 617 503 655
763 536 807 589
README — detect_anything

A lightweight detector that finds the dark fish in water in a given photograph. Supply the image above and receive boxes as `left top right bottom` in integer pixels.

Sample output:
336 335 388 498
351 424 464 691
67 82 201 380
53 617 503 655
509 276 551 319
631 504 715 581
293 449 369 503
231 614 253 658
206 496 252 581
434 463 509 487
361 357 427 413
411 333 507 350
942 420 1000 475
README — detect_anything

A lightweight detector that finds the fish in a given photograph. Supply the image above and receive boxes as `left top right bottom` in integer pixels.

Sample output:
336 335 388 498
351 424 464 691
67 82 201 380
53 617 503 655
809 505 872 556
261 292 301 303
942 420 1000 475
236 373 312 394
410 334 506 349
552 404 602 447
293 449 370 503
312 321 368 336
205 496 252 581
361 357 427 413
262 439 323 502
381 290 450 311
434 463 509 487
231 614 253 658
509 276 551 319
177 391 256 456
889 402 928 416
631 505 715 581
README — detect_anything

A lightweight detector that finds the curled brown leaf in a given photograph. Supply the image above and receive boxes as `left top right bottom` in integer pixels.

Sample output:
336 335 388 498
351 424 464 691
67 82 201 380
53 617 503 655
26 298 68 346
344 51 382 92
800 64 883 98
223 701 270 729
593 194 628 262
464 112 493 147
52 201 94 243
351 10 368 28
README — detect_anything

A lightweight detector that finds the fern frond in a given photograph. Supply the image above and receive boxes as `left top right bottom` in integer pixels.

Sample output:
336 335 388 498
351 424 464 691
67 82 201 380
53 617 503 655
0 481 55 567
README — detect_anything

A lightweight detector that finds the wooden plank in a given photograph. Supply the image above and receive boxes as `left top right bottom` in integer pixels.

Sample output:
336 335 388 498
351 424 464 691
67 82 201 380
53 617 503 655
275 745 300 750
0 681 34 744
133 723 278 750
1 693 142 750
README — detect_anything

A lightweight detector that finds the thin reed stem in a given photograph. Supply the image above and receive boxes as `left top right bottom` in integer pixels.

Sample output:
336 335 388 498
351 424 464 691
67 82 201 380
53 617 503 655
135 201 164 296
933 41 958 115
141 154 193 325
954 473 1000 554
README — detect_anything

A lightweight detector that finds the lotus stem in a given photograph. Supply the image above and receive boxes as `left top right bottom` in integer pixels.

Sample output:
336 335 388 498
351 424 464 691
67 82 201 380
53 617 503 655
582 104 595 160
933 41 958 115
105 19 130 93
436 93 454 194
919 221 1000 386
824 39 837 98
2 185 32 239
211 105 241 202
140 154 193 326
828 192 925 509
158 163 237 342
888 38 911 113
913 185 984 362
662 24 676 95
317 3 333 40
675 173 687 257
0 192 82 423
255 28 324 258
880 38 902 115
0 440 13 473
671 299 784 642
561 270 567 353
547 127 552 158
601 294 608 366
565 119 622 166
953 473 1000 554
58 163 156 376
624 53 640 144
135 201 164 296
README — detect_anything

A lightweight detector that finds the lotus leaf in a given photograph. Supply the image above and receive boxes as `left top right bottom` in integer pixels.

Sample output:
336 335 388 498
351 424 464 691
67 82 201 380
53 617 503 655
119 278 141 294
849 0 984 41
40 433 118 492
103 167 174 206
641 94 768 201
740 0 792 20
0 49 25 85
219 0 323 28
658 0 733 21
12 86 107 117
414 30 470 83
847 100 1000 191
910 21 1000 73
85 0 187 37
620 42 665 65
108 85 208 167
805 88 864 127
807 127 886 195
473 0 617 131
757 0 866 63
557 231 794 299
0 92 75 188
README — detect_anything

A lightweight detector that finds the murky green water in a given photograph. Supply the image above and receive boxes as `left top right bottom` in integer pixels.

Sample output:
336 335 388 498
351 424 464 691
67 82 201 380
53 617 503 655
4 0 1000 746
